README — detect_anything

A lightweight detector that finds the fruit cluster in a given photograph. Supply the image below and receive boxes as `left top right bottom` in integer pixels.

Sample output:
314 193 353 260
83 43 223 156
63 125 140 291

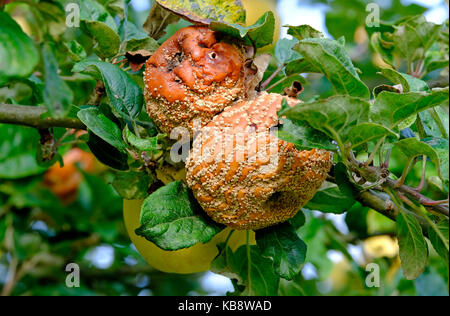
144 26 333 230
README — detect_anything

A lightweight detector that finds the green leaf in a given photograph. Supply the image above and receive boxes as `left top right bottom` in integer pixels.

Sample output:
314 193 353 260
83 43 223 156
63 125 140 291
64 40 87 62
278 279 307 296
142 2 181 40
211 244 279 296
256 223 307 280
119 19 146 42
119 20 160 52
156 0 246 25
286 24 324 41
84 21 121 59
77 107 126 150
0 11 39 86
371 88 449 129
369 32 395 68
0 124 44 179
394 137 444 181
274 38 301 66
419 108 449 139
392 16 441 65
423 137 449 186
397 211 429 280
304 187 355 214
285 58 319 75
348 123 399 149
426 59 449 73
288 210 306 230
210 11 275 48
42 43 74 118
135 181 222 250
279 95 370 143
87 132 129 171
293 38 370 99
428 220 449 266
124 125 162 152
73 60 143 120
378 68 429 92
112 171 153 200
76 0 120 58
277 117 336 152
78 0 118 30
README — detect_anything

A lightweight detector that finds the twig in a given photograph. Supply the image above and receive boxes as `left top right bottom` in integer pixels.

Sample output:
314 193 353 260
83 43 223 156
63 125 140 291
385 178 449 217
421 199 449 206
260 64 285 91
415 156 427 192
0 104 86 130
365 136 385 166
395 157 415 188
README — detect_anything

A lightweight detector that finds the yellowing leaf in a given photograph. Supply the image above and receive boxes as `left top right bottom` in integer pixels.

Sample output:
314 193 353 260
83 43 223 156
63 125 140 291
156 0 246 25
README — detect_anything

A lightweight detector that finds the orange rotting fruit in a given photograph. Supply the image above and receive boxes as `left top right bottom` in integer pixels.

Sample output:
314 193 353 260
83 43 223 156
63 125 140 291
186 92 333 230
144 25 246 135
43 148 96 203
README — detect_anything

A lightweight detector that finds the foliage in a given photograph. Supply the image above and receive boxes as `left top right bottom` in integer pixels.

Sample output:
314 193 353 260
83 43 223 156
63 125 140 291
0 0 448 296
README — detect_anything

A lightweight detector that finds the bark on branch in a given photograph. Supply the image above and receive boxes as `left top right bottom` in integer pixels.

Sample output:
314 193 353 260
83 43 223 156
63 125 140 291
0 104 86 130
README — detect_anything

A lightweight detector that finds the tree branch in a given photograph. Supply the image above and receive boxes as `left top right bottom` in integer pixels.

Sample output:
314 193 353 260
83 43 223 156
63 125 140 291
347 153 449 218
327 175 430 230
0 104 86 130
385 178 449 217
